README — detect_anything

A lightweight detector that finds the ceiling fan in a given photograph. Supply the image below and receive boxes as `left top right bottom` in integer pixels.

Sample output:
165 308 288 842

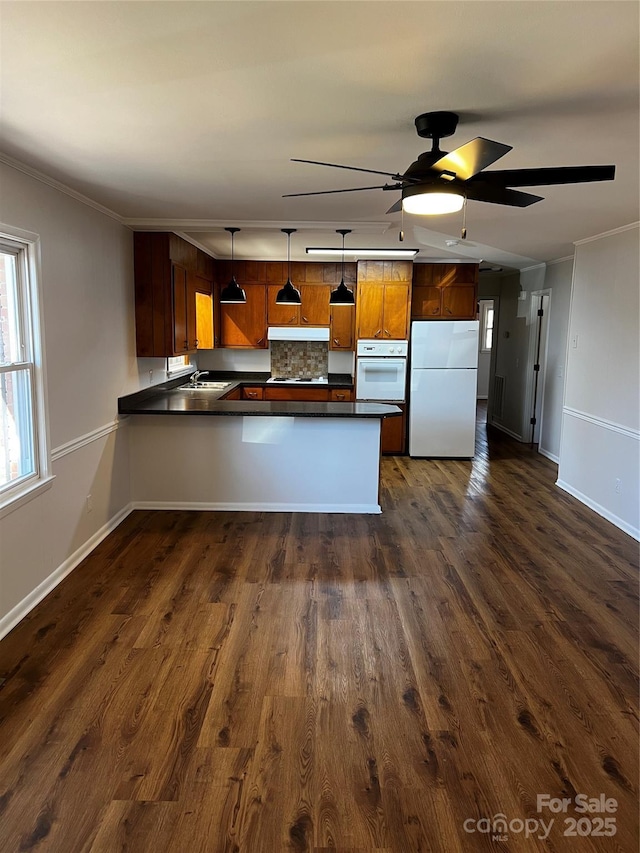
284 111 615 215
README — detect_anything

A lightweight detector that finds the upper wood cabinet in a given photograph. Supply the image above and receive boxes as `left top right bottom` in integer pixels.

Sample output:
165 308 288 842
355 261 412 340
411 263 479 320
219 284 267 348
134 232 215 357
219 260 356 350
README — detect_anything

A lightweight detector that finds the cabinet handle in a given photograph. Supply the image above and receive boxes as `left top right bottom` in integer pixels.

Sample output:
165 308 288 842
374 329 382 338
195 339 199 348
335 393 345 400
256 337 264 345
445 307 452 314
333 338 340 346
289 315 297 324
302 316 309 323
247 391 258 398
384 329 391 337
432 308 439 314
184 339 189 349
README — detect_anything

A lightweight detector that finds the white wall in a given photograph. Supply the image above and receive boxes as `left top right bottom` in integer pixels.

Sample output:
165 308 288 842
558 224 639 539
0 162 140 636
539 258 573 461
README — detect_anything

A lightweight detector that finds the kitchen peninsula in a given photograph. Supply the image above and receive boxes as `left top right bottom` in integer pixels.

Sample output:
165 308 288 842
118 375 401 514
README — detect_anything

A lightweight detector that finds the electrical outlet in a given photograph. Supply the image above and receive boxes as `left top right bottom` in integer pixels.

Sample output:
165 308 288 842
86 494 93 512
615 479 621 494
572 335 578 349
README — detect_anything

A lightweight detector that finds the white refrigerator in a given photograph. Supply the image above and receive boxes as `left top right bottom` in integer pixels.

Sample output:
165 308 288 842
409 320 479 457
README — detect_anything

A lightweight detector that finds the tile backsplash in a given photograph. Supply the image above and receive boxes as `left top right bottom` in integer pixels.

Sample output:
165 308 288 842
270 340 328 378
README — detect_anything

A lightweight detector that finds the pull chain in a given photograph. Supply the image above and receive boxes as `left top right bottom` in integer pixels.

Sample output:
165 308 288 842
461 196 468 240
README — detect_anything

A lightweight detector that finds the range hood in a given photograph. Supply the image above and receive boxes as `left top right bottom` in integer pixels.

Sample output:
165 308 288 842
267 327 330 342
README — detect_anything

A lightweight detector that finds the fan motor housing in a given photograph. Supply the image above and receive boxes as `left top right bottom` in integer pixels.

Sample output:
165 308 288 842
414 111 459 140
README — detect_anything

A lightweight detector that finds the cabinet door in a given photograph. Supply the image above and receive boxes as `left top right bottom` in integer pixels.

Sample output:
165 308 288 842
442 286 477 319
267 285 299 326
195 292 214 349
220 284 267 348
300 285 330 326
172 264 189 354
381 405 406 454
356 284 384 339
411 285 442 318
382 283 410 338
330 304 355 350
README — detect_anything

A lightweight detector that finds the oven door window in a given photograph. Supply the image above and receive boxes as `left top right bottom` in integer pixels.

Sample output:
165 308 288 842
356 358 407 401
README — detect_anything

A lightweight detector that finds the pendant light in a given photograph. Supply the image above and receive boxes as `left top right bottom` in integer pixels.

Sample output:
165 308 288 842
329 229 355 305
276 228 302 305
220 227 246 303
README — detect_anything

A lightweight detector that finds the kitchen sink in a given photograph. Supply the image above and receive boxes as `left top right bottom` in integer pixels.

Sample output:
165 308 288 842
178 381 232 390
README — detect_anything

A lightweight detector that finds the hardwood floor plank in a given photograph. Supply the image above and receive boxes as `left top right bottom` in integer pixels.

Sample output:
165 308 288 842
0 410 637 851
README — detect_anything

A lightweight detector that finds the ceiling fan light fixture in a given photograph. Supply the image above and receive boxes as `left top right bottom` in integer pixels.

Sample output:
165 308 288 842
402 186 465 215
276 228 302 305
220 227 246 303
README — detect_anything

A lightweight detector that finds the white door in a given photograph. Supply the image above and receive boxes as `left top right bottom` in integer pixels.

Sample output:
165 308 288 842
409 368 478 457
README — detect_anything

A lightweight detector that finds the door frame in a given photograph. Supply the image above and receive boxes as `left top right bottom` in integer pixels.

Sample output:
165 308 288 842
522 289 551 445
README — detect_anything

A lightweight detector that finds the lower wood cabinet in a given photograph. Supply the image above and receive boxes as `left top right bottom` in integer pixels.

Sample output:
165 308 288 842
241 387 264 400
264 387 330 402
330 388 353 402
220 387 241 400
381 404 406 454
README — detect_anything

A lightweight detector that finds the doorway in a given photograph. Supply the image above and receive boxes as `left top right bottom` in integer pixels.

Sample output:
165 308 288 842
526 290 551 445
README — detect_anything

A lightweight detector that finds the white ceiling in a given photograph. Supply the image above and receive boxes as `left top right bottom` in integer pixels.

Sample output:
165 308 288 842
1 1 638 268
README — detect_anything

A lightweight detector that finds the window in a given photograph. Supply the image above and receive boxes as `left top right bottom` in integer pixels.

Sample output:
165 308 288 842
166 355 192 376
479 300 494 353
0 227 50 511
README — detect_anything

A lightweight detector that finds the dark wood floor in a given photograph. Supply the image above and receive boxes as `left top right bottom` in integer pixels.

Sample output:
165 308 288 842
0 411 638 852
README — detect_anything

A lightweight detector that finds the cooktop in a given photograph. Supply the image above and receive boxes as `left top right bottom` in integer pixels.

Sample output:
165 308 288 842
266 376 328 384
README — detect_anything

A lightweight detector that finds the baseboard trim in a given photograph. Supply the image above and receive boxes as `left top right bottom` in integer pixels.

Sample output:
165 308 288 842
0 502 134 641
132 500 381 514
488 421 524 442
555 479 639 541
538 446 559 464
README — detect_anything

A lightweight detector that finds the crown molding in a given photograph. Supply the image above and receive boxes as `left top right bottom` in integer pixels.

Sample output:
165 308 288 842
546 254 574 266
122 218 390 234
0 151 124 224
574 221 639 245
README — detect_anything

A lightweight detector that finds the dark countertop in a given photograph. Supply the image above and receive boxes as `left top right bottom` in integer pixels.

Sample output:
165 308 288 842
118 371 400 419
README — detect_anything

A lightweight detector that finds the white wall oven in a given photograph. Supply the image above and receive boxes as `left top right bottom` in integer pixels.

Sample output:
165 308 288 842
356 340 408 402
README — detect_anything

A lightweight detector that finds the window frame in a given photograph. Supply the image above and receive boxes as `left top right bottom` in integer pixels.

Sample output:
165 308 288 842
479 299 495 354
0 224 52 517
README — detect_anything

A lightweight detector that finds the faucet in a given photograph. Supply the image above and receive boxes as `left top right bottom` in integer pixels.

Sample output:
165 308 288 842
190 370 204 386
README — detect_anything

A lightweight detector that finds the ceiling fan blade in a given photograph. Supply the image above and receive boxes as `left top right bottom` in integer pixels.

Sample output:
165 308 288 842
291 158 404 181
470 164 616 187
283 184 397 198
464 182 544 207
430 138 512 181
386 199 403 214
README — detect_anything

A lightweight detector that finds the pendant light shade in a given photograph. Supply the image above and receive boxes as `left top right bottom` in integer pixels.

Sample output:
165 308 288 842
329 229 355 306
220 227 246 303
276 228 302 305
